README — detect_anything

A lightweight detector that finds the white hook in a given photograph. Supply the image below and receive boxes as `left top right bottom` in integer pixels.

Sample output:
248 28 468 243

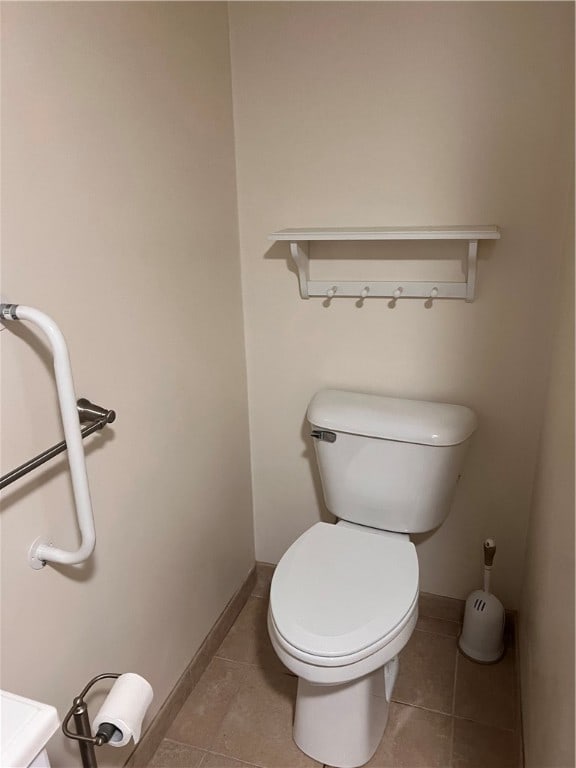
393 287 403 300
360 286 370 299
326 286 337 299
429 287 439 299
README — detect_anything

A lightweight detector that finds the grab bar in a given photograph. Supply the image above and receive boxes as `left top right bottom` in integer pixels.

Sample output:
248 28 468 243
0 304 113 569
0 399 115 490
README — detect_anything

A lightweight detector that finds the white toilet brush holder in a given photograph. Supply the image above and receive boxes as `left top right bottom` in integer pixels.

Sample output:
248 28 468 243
458 539 505 663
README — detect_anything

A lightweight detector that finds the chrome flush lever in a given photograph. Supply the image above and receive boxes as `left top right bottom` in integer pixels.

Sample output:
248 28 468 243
311 430 337 443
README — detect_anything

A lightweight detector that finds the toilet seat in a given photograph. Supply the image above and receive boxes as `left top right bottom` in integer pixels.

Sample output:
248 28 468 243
270 522 419 667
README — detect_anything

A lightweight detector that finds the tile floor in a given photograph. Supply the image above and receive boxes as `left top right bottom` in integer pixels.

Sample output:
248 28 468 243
149 566 522 768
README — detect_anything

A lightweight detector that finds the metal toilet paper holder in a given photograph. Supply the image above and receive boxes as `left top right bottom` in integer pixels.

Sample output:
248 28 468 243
62 673 121 768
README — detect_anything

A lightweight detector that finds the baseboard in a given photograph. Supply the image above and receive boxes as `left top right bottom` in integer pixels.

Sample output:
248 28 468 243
124 565 256 767
253 561 276 597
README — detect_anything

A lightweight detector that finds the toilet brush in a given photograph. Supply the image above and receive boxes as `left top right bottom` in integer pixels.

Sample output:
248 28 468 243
458 539 505 663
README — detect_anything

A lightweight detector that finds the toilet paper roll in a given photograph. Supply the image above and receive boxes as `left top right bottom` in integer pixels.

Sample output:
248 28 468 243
92 673 153 748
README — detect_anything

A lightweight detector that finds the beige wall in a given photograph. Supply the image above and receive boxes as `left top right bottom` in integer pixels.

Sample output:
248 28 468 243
0 4 253 766
1 3 574 765
519 206 575 768
229 1 574 609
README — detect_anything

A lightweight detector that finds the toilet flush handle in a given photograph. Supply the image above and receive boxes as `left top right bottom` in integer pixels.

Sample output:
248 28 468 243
311 429 337 443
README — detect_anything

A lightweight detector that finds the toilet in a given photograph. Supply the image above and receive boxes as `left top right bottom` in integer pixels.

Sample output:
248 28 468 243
268 389 477 768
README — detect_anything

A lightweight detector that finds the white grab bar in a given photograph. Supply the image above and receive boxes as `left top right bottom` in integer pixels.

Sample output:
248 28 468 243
1 304 96 569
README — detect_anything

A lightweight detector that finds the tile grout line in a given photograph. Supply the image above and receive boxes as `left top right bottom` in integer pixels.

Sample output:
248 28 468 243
389 697 518 733
159 738 208 765
213 654 263 666
161 737 203 748
161 738 267 768
452 714 517 733
203 747 268 768
160 737 211 753
391 697 453 718
213 653 296 677
206 661 252 759
170 662 251 759
448 645 459 768
413 626 461 639
414 619 461 628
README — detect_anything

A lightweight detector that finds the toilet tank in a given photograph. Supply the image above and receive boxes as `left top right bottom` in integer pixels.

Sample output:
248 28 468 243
307 390 477 534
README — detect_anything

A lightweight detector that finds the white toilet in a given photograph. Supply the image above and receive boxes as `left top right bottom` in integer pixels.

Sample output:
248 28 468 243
268 389 477 768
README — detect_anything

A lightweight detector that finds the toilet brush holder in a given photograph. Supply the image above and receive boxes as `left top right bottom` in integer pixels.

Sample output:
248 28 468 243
458 539 505 663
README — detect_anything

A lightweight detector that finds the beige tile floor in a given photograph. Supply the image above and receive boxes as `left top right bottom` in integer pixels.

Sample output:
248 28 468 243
149 566 522 768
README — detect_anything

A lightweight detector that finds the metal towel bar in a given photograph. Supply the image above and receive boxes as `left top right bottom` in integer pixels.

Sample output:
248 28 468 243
0 398 116 491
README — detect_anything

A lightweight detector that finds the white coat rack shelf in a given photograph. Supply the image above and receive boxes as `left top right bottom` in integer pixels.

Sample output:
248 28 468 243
269 226 500 302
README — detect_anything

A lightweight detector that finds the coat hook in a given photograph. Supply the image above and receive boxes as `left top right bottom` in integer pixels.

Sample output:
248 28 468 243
424 286 439 309
323 285 338 307
388 286 403 309
356 286 370 308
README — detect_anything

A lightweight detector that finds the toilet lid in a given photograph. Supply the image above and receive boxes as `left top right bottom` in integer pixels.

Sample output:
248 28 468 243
270 522 419 659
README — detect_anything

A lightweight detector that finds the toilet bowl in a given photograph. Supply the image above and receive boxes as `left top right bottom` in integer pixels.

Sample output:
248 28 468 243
268 389 477 767
268 521 419 767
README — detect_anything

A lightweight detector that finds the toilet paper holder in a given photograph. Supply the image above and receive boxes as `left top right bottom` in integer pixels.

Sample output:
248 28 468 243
62 673 122 768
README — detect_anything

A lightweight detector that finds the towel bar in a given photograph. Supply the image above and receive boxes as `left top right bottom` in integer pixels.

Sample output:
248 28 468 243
0 399 115 491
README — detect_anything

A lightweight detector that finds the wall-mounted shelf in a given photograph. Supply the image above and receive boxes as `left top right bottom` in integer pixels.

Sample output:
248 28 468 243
269 226 500 302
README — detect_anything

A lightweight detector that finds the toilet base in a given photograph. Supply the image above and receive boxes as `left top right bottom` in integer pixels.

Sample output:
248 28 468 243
293 657 399 768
